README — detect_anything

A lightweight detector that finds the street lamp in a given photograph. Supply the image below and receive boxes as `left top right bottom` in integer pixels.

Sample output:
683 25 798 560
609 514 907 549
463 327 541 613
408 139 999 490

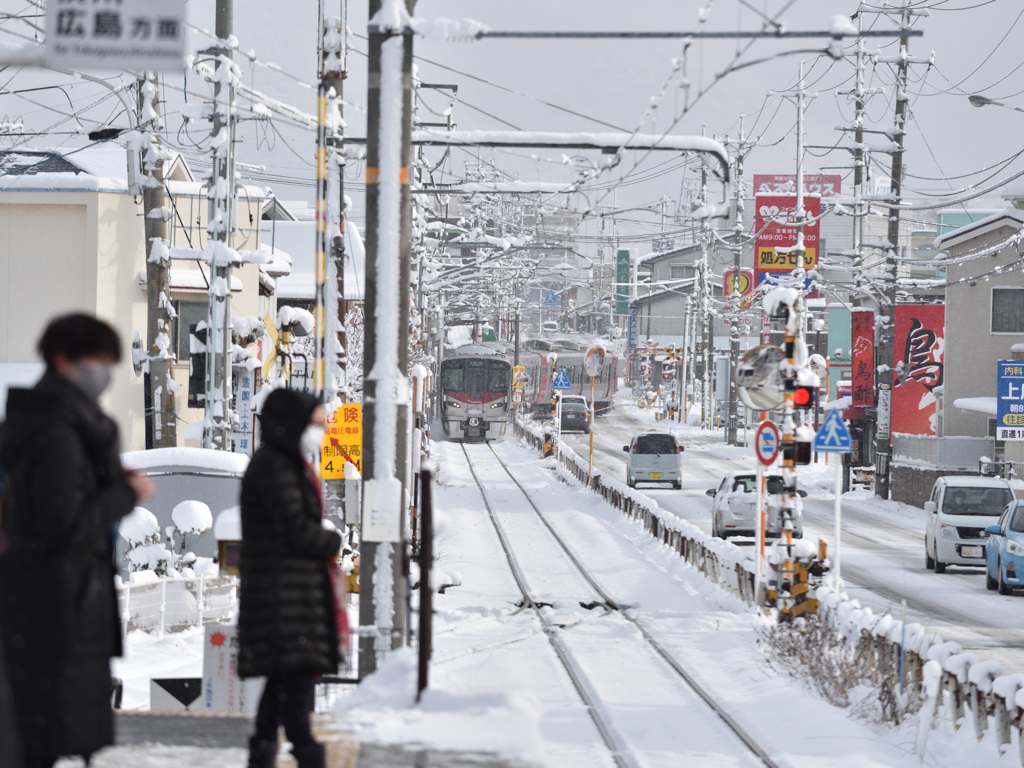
967 94 1024 114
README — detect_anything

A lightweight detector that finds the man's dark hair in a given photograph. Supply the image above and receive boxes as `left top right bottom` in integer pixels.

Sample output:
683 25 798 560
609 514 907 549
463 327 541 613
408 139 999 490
37 314 122 366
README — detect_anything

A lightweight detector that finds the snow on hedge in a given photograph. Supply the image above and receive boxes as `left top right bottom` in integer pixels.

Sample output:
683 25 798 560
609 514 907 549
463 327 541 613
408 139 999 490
172 500 213 535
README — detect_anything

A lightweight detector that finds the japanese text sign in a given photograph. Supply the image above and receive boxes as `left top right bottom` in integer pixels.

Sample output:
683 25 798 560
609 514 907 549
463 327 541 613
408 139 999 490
754 194 821 272
46 0 186 72
752 173 842 198
997 360 1024 441
322 404 363 479
851 310 874 408
892 305 944 436
616 249 630 315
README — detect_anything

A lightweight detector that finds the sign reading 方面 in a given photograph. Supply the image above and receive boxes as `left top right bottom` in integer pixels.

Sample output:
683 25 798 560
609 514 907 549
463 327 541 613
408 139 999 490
46 0 186 72
997 360 1024 441
322 404 363 479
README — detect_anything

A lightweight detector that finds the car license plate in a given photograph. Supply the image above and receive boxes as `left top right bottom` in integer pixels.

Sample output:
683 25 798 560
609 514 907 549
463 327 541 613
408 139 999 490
650 473 662 480
961 546 983 558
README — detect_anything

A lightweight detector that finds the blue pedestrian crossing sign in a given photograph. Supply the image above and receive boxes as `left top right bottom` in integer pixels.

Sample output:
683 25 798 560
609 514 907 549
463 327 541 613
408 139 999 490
552 369 572 390
814 410 852 453
544 291 558 306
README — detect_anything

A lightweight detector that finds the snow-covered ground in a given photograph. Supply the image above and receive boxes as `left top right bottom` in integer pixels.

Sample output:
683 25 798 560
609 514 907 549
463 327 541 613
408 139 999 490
329 432 1018 767
563 407 1024 675
92 407 1020 766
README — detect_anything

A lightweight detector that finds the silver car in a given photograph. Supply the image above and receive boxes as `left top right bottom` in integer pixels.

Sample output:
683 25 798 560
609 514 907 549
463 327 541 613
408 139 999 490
706 471 805 539
623 432 683 489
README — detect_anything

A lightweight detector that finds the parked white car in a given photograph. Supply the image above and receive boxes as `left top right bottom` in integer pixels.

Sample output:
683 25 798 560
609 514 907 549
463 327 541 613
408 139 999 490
924 475 1015 573
706 471 805 539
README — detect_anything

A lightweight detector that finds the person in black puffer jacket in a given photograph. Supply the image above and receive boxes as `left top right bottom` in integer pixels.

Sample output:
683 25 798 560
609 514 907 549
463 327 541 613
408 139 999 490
239 389 342 768
0 314 153 768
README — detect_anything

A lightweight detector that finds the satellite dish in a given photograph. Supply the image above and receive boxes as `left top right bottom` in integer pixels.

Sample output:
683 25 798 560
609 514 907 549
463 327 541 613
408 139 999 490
734 344 786 411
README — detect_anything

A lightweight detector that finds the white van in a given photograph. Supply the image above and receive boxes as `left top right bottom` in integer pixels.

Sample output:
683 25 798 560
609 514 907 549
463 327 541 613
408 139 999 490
924 475 1015 573
623 432 683 489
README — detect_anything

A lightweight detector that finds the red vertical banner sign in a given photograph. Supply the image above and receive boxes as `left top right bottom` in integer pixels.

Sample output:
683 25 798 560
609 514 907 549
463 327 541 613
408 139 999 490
851 309 874 408
892 305 945 436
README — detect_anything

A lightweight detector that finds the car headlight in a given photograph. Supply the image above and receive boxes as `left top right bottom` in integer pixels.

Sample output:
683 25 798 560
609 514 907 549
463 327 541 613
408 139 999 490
939 524 957 540
1008 539 1024 556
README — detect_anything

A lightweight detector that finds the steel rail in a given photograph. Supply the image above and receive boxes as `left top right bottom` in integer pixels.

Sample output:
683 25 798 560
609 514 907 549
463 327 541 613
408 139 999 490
480 441 783 768
460 443 633 768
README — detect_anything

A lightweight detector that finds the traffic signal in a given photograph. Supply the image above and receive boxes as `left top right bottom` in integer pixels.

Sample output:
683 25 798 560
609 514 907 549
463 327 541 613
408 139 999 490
662 362 676 382
792 384 817 410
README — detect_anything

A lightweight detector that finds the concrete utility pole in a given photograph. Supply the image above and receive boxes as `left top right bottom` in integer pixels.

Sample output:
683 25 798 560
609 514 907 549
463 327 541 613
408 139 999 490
725 123 750 445
874 3 913 500
698 164 713 429
203 0 237 450
139 73 177 449
360 0 415 678
316 3 348 404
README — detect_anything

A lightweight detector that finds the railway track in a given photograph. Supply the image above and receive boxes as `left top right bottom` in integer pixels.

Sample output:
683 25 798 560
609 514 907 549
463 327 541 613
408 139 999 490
460 441 780 768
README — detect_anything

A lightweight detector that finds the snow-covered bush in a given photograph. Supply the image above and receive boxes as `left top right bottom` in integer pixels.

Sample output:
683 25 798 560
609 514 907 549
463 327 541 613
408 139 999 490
171 499 213 554
119 507 174 576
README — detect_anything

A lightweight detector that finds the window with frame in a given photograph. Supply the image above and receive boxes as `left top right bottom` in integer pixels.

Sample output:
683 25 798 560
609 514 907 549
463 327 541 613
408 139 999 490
669 264 689 280
172 300 209 361
991 287 1024 333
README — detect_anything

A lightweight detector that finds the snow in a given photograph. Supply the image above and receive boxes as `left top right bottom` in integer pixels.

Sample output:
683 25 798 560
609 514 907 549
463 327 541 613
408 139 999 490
259 219 366 301
276 305 315 335
121 447 249 474
954 396 997 416
172 500 213 535
119 507 160 546
214 506 241 541
168 268 242 292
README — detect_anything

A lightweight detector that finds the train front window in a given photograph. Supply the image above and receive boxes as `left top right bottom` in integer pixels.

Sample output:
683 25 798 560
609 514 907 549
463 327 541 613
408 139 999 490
441 363 464 391
488 361 511 392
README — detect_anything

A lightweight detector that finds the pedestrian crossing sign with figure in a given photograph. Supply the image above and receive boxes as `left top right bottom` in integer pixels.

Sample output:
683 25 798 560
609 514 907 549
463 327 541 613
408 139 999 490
552 369 572 390
814 410 852 453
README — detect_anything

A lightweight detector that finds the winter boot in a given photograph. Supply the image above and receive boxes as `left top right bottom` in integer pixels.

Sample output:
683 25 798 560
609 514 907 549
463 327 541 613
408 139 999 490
247 737 278 768
291 741 326 768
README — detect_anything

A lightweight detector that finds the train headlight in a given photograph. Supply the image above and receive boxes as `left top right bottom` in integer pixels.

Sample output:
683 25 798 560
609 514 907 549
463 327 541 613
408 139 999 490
490 402 501 409
448 400 461 408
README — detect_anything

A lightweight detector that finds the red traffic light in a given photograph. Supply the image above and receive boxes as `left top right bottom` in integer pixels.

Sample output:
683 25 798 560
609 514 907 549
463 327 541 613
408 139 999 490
792 386 815 408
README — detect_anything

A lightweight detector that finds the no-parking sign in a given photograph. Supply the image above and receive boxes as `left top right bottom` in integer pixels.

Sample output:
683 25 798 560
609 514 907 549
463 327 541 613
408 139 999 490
754 421 780 466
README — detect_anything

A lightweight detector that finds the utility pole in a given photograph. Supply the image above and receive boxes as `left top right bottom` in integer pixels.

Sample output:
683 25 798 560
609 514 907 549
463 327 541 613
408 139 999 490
874 2 913 500
203 0 236 451
769 61 812 622
139 73 177 449
698 164 713 429
316 3 347 404
360 0 415 678
725 122 750 445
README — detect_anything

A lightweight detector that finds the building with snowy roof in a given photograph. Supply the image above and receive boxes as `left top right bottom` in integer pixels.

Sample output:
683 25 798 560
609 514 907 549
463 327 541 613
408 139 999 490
0 145 291 450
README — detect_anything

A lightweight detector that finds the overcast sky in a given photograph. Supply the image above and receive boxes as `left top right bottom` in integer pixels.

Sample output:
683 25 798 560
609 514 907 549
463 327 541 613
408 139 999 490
3 1 1023 254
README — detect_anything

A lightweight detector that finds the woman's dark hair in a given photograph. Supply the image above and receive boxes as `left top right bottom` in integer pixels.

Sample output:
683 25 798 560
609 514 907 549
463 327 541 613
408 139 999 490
37 314 122 366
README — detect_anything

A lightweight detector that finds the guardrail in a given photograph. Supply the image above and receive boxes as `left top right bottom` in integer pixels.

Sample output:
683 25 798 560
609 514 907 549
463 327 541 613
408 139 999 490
515 415 1024 761
116 574 237 638
514 416 759 605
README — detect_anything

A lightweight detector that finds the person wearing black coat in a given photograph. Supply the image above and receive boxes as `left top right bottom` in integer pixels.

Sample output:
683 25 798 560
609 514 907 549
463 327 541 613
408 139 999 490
0 315 153 768
239 388 342 768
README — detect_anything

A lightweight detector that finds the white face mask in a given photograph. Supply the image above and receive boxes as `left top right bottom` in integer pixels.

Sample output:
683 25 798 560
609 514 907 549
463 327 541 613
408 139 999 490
300 424 326 459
